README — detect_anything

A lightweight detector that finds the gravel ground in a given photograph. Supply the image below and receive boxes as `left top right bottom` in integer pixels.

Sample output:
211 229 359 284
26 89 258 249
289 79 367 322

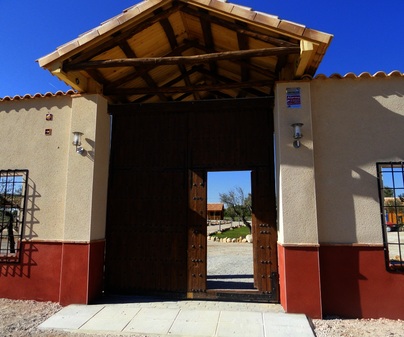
1 240 403 336
1 298 404 336
312 317 404 336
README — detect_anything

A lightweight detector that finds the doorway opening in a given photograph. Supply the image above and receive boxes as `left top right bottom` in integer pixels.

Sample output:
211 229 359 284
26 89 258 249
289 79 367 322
207 171 255 291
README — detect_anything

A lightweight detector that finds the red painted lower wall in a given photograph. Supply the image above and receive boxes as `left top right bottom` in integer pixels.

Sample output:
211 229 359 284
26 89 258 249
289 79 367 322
0 241 105 305
278 244 322 318
319 245 404 319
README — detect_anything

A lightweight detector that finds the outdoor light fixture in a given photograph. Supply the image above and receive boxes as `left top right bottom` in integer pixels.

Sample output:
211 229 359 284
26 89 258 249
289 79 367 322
72 131 84 154
291 123 303 148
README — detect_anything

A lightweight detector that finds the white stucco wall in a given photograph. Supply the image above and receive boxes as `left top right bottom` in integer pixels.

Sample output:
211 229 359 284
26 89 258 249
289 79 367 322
0 94 110 242
275 75 404 245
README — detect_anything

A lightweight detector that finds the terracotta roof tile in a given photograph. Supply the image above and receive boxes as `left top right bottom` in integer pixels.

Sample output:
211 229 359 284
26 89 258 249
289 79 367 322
38 0 331 68
210 0 235 13
191 0 211 6
253 11 280 28
310 71 404 80
208 203 224 211
77 29 101 46
278 20 306 36
57 40 80 56
0 90 76 102
230 5 256 21
303 28 333 44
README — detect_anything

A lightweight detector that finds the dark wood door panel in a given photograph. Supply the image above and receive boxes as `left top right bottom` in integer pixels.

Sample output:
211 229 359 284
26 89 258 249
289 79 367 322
187 170 207 293
189 102 273 169
252 168 278 300
106 98 277 300
106 107 189 293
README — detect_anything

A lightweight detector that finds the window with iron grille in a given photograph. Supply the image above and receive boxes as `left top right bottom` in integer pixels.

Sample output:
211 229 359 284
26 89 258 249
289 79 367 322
0 170 28 263
377 163 404 271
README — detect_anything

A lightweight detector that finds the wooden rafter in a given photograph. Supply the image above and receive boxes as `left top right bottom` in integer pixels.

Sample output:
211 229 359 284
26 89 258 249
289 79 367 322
199 9 218 76
181 6 299 48
189 42 277 79
158 14 200 100
103 39 199 92
65 47 300 70
103 40 277 96
196 66 270 97
66 3 184 66
237 22 250 83
131 65 204 103
86 69 108 86
119 40 170 101
104 79 272 95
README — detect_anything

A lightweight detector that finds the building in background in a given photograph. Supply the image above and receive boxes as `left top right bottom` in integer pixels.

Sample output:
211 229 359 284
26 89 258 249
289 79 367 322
207 203 224 221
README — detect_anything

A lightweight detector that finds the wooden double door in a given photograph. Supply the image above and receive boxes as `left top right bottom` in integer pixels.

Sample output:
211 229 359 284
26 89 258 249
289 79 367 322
105 98 278 301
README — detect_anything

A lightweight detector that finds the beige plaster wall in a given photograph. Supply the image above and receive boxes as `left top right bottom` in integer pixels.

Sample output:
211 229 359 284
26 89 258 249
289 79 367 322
0 96 72 240
275 82 319 245
63 94 110 242
0 94 110 242
310 76 404 244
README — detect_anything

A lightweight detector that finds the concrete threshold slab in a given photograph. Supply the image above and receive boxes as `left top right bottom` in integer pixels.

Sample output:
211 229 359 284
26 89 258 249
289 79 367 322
39 299 315 337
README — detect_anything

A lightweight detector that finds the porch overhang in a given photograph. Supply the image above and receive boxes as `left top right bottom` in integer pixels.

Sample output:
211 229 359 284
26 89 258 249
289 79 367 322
37 0 333 103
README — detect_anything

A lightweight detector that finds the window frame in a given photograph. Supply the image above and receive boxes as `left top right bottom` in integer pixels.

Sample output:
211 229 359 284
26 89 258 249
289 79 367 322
377 162 404 272
0 169 29 263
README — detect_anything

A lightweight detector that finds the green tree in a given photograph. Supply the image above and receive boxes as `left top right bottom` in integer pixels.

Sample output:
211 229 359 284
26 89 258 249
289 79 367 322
219 186 252 232
383 187 394 197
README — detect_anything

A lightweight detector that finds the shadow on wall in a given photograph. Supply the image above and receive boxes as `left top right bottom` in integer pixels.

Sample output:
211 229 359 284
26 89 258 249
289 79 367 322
0 178 40 278
85 138 95 162
0 243 38 278
308 79 404 318
0 95 72 114
310 81 404 242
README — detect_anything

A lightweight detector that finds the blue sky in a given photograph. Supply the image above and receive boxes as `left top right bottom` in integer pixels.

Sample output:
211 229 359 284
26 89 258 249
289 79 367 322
1 0 403 202
208 171 251 203
1 0 403 98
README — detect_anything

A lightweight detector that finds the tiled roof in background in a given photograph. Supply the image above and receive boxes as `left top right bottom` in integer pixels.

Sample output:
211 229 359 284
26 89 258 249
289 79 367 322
0 90 76 102
1 71 402 102
305 70 404 80
208 203 224 211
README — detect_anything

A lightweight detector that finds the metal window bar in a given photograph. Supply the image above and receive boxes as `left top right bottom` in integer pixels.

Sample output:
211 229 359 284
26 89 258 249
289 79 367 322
0 169 29 263
377 162 404 272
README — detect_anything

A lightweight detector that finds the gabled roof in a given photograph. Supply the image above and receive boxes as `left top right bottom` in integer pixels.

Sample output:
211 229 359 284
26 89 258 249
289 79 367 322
38 0 332 104
208 203 224 211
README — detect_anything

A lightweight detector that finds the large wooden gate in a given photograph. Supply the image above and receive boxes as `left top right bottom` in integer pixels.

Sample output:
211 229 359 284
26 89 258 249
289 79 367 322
105 98 278 301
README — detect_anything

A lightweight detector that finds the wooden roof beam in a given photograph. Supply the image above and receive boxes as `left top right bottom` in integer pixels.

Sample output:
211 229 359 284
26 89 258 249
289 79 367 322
198 9 218 76
158 14 200 100
181 6 298 48
103 39 200 92
196 66 270 97
119 40 170 101
104 79 273 95
65 46 300 70
67 2 184 66
236 23 250 82
295 40 314 77
191 42 276 79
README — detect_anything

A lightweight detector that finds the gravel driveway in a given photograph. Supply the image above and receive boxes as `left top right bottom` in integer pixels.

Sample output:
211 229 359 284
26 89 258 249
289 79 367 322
207 239 254 289
1 241 404 336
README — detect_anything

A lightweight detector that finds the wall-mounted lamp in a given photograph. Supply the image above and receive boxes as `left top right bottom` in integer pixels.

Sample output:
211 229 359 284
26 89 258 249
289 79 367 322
291 123 303 148
72 132 84 154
